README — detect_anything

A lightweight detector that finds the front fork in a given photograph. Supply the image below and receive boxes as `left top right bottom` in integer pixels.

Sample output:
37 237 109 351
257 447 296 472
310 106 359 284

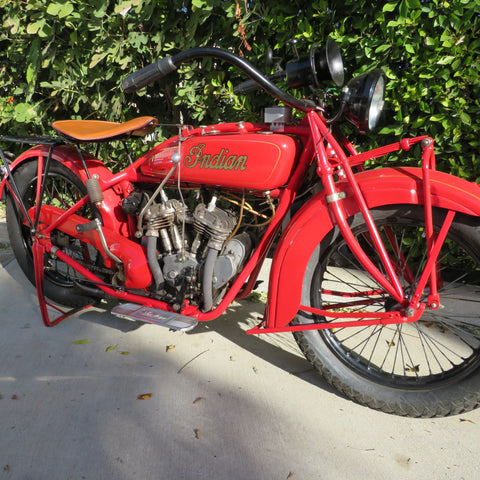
307 112 452 319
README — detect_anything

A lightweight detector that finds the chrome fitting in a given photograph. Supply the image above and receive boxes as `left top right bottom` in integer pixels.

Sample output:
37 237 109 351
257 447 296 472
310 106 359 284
326 191 346 203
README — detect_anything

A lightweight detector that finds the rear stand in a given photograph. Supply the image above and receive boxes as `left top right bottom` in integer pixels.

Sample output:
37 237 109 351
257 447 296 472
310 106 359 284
1 136 92 327
32 239 95 326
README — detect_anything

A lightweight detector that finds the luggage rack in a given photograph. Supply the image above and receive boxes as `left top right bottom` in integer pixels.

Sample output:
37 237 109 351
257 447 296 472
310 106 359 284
0 135 68 229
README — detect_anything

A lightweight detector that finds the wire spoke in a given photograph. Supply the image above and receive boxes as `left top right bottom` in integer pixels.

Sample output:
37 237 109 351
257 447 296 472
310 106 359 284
315 211 480 387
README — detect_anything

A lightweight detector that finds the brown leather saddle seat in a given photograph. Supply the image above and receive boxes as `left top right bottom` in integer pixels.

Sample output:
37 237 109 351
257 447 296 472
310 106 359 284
51 116 158 142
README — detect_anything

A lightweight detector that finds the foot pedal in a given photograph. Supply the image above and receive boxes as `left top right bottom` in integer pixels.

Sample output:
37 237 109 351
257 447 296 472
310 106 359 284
111 303 198 331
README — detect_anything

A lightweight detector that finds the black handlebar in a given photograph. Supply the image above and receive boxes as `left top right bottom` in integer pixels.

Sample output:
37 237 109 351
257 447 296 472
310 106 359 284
233 70 285 95
121 47 316 112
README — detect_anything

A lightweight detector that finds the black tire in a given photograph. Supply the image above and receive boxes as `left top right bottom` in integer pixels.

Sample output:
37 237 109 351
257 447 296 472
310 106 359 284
293 205 480 417
6 160 105 308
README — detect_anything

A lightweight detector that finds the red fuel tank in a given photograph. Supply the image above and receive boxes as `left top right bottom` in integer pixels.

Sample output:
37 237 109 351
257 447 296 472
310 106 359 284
140 132 298 191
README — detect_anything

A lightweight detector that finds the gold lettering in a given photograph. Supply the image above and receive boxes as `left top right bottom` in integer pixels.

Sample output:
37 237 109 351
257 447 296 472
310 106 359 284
236 155 247 171
184 143 206 167
183 145 247 171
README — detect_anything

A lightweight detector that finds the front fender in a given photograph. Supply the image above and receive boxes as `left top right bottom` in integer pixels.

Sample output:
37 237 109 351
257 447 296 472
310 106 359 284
1 144 130 234
265 167 480 330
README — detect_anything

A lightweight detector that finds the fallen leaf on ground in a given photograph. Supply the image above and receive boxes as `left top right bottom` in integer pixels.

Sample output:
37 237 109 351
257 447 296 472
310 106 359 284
3 465 9 472
106 345 118 352
118 351 130 355
460 418 475 423
165 345 176 353
73 339 90 345
11 395 18 400
287 472 294 479
137 393 152 400
252 366 259 374
194 429 200 439
193 397 205 404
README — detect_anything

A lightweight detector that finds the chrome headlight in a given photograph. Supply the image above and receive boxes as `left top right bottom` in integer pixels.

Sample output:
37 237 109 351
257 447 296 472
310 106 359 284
344 69 385 133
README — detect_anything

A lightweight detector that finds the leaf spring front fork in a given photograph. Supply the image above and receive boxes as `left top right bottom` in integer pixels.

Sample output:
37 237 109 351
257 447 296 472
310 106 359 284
308 112 453 321
308 112 405 304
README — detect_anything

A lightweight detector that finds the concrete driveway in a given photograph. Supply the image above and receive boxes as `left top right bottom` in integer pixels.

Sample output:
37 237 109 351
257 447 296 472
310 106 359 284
0 239 479 480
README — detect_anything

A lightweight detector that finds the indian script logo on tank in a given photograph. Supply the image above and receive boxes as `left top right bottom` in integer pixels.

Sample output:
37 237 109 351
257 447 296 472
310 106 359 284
183 143 247 171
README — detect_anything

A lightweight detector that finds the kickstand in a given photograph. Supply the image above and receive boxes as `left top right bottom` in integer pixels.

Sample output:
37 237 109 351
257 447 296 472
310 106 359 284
32 240 93 327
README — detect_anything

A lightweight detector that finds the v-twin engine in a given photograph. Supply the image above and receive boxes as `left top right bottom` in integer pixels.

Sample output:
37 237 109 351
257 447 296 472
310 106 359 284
123 190 252 311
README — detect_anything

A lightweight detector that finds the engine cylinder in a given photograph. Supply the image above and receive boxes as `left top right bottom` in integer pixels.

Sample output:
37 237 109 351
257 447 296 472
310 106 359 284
193 204 237 250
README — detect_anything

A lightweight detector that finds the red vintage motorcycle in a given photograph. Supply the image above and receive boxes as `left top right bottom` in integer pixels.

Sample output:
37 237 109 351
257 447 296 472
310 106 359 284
1 39 479 417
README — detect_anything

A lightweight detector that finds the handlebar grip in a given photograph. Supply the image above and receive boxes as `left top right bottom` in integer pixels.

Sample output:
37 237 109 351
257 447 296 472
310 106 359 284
121 56 177 93
234 70 284 95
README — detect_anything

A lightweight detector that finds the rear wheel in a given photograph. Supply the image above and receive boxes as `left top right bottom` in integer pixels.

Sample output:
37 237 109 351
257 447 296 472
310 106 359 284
6 160 105 307
294 205 480 417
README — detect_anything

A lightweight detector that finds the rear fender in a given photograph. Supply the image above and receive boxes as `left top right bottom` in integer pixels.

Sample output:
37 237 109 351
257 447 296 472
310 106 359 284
1 145 130 234
265 167 480 329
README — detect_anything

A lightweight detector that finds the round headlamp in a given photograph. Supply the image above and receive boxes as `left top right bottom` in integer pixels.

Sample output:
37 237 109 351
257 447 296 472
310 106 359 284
344 69 385 133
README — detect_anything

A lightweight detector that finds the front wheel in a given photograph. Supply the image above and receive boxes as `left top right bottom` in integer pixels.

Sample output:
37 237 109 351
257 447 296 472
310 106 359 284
293 205 480 417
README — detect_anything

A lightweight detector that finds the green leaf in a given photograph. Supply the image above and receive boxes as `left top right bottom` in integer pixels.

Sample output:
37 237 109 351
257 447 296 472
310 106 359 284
387 20 400 27
57 3 74 18
26 21 44 35
437 56 455 65
375 44 391 53
89 52 108 68
383 3 398 12
46 3 61 15
73 339 90 345
13 103 37 123
46 2 74 18
106 345 118 352
460 112 472 126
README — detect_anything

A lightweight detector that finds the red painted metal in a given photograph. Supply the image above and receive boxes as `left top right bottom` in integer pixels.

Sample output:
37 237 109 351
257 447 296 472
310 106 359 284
4 145 131 235
32 205 153 289
408 209 455 310
307 112 404 303
262 165 480 332
140 132 298 190
247 304 426 335
33 236 95 327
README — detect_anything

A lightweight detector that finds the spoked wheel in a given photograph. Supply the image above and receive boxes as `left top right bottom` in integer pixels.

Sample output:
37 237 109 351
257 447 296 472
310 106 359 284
293 205 480 417
6 160 106 307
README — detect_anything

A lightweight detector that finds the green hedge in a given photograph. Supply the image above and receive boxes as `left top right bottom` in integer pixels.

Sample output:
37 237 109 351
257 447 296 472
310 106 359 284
0 0 478 178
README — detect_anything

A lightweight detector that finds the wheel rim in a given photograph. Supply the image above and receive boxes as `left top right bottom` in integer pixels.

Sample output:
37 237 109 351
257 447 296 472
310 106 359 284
313 213 480 388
